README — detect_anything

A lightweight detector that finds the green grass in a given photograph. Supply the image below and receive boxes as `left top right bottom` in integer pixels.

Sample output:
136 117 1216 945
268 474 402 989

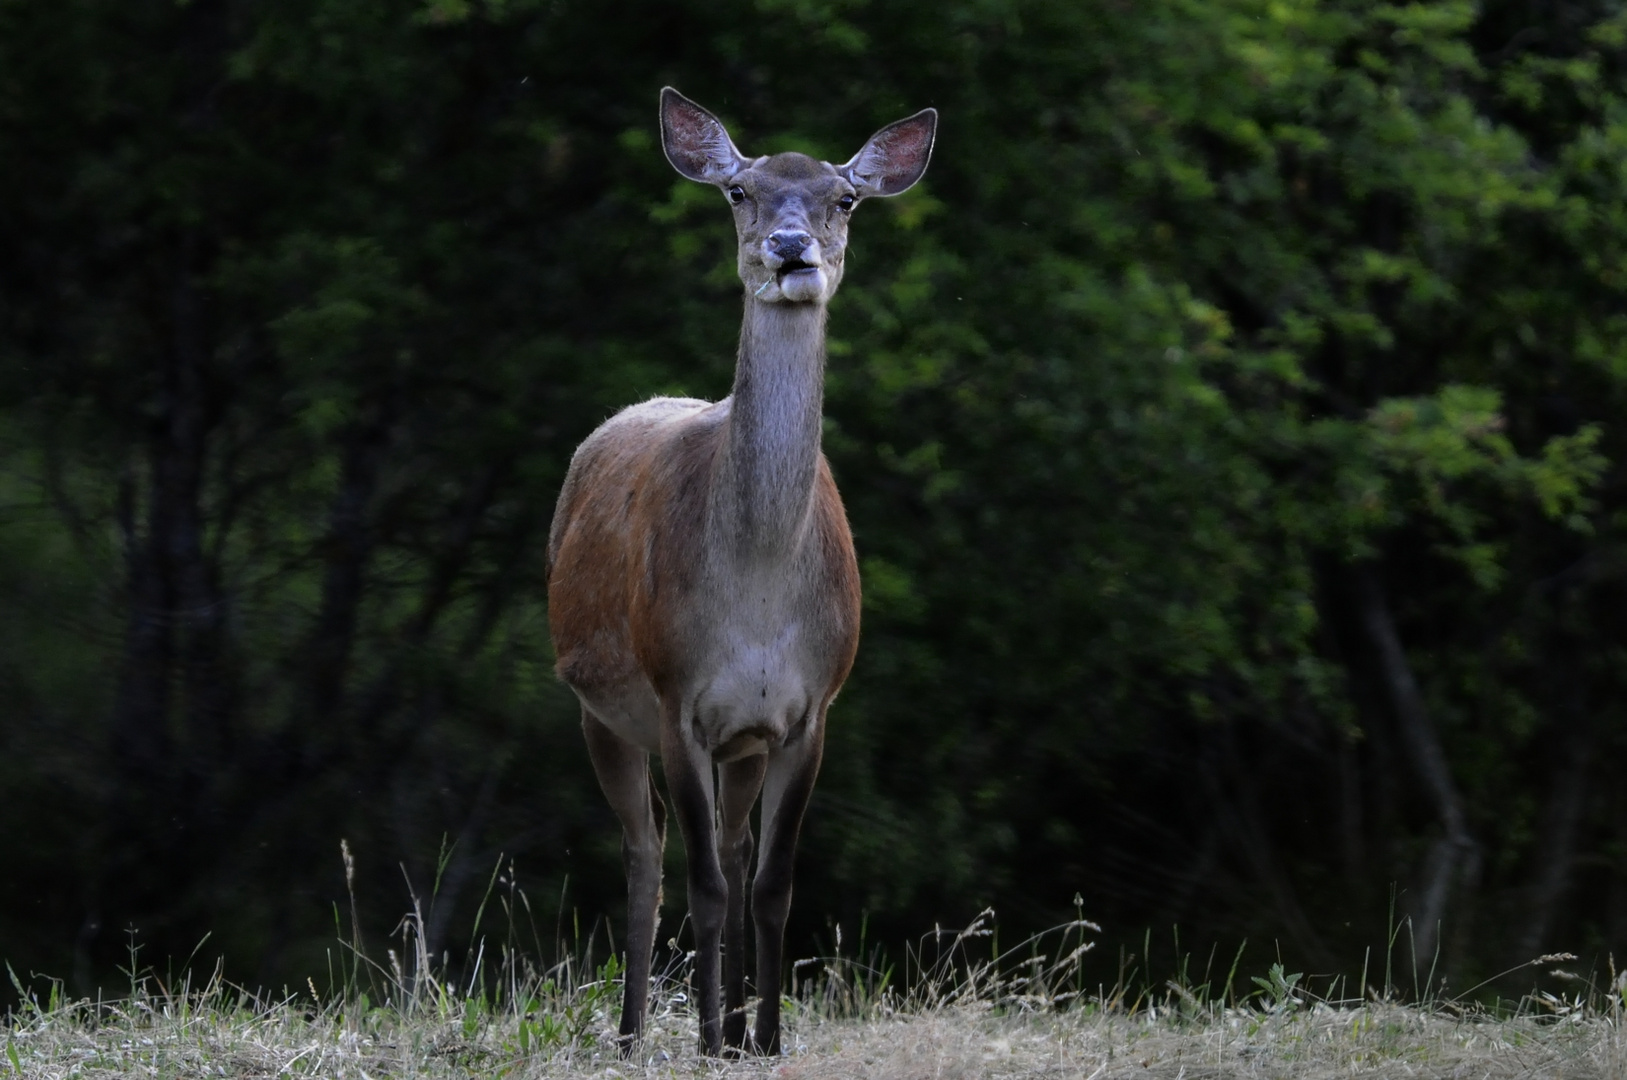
6 860 1627 1078
6 943 1626 1078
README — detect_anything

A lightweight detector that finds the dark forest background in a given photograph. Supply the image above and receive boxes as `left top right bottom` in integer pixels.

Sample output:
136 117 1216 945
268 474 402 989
4 0 1627 1004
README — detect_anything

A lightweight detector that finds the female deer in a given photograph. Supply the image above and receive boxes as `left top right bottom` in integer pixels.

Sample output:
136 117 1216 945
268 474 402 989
547 87 935 1055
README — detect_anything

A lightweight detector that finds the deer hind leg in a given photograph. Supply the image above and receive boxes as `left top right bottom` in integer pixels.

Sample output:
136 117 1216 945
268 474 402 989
582 711 666 1054
660 701 729 1055
718 754 767 1054
751 718 826 1055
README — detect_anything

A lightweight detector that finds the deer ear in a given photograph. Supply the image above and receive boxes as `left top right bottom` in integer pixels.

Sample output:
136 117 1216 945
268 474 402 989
660 87 747 184
840 108 937 198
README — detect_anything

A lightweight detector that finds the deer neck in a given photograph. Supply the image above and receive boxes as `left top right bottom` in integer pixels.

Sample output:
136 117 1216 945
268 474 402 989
713 298 828 561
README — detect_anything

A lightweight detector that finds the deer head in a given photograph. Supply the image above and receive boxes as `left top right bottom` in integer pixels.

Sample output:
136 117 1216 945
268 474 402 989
660 87 937 305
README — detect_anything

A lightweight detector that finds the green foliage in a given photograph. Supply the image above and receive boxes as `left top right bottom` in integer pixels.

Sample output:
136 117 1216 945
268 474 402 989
1251 962 1305 1014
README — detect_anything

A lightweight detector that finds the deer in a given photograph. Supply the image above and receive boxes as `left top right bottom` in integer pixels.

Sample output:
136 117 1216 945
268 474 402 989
545 87 936 1056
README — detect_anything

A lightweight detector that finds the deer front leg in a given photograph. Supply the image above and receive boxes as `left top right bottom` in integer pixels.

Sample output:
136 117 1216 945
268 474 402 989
751 720 825 1055
581 712 666 1054
718 755 767 1054
660 706 729 1055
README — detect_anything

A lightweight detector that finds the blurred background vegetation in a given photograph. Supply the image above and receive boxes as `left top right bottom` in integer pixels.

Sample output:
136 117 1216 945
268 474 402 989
3 0 1627 1002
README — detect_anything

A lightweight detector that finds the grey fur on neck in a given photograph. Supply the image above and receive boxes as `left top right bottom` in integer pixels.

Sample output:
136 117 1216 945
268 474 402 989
712 297 828 558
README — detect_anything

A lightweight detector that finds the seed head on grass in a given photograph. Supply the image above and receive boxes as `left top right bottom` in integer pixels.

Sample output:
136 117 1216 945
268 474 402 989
8 860 1626 1078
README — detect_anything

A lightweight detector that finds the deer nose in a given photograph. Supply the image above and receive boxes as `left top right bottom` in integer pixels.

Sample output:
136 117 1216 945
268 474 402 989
767 230 811 261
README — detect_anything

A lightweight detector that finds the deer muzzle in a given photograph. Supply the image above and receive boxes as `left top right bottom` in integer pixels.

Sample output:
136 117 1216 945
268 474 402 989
760 232 826 302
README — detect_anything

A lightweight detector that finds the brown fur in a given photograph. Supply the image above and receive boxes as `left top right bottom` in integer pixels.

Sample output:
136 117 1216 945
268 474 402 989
548 400 860 729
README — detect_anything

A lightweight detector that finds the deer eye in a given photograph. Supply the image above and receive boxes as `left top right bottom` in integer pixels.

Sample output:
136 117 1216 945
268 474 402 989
836 194 855 212
727 185 746 205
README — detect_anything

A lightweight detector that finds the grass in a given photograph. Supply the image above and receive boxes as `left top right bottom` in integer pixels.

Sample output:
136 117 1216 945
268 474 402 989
7 950 1627 1079
6 858 1627 1078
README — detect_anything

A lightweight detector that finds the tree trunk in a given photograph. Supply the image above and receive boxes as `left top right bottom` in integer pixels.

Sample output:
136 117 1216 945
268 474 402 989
1515 669 1591 961
1350 562 1479 970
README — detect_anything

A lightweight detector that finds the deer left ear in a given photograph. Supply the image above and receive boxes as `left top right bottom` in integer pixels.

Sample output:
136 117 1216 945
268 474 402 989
840 108 937 198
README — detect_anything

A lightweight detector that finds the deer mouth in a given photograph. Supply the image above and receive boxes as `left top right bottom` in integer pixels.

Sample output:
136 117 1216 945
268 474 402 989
763 258 828 303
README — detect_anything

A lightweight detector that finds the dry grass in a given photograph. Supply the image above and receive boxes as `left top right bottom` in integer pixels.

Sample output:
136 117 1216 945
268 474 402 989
784 1002 1627 1079
7 979 1627 1079
7 868 1627 1078
8 930 1627 1078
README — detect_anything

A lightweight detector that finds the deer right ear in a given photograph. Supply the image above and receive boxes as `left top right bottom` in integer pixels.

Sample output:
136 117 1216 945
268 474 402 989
660 87 747 184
